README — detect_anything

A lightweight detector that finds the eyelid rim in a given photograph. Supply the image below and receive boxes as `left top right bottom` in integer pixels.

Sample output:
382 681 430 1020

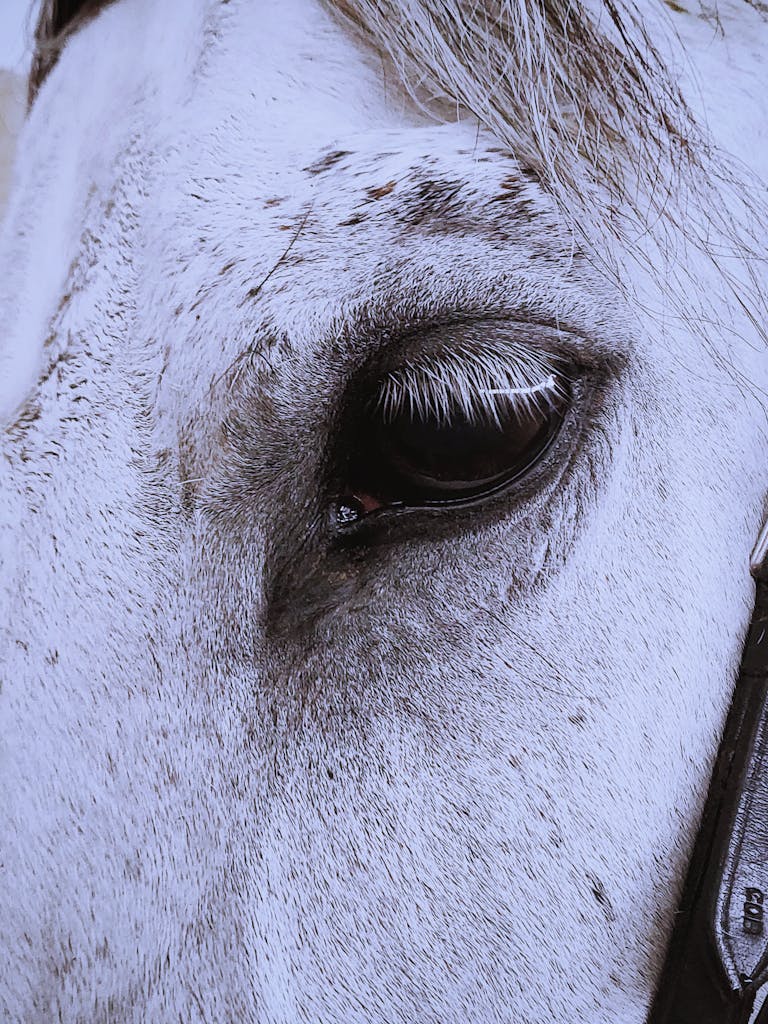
333 312 603 379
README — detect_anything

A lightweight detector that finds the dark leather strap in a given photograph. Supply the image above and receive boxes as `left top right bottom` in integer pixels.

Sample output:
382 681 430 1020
648 577 768 1023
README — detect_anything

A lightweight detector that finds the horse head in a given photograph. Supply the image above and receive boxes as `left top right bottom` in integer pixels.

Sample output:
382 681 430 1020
2 2 768 1021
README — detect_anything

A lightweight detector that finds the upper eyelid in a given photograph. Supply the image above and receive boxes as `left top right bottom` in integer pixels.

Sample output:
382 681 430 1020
325 309 621 425
323 269 627 375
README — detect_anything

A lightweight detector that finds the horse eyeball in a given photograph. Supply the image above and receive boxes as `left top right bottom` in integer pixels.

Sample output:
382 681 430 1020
344 371 570 512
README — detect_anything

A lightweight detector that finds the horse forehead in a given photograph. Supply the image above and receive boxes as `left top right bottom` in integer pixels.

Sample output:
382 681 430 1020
668 1 768 181
161 122 550 224
298 133 548 230
157 124 563 283
145 123 592 423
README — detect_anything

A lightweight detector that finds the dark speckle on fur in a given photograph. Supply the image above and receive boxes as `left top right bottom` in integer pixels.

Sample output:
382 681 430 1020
366 180 397 200
304 149 351 176
490 174 524 202
588 875 616 922
397 177 465 226
518 164 541 183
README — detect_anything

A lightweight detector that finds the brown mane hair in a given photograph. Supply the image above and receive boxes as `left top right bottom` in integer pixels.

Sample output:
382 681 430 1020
28 0 115 104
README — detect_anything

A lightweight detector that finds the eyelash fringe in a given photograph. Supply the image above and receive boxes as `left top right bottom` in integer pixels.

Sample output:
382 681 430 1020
374 341 566 428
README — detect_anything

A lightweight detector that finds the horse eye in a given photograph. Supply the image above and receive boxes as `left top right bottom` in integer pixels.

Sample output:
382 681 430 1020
336 369 570 524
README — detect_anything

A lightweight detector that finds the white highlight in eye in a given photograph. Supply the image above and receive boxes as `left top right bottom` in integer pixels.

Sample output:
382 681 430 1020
483 374 558 396
375 340 566 428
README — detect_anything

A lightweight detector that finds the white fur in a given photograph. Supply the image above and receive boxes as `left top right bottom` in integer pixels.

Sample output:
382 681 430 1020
1 1 768 1022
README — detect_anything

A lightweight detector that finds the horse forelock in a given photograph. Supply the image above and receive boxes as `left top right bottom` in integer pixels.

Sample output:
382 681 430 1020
27 0 755 207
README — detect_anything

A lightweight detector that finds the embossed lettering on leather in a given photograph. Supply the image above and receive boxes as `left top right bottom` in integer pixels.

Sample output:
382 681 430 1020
648 525 768 1024
715 576 768 993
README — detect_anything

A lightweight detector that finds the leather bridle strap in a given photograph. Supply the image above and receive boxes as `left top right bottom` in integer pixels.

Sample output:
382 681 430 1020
649 523 768 1023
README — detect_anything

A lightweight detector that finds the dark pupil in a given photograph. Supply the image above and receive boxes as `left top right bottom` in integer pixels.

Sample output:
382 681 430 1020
358 385 568 507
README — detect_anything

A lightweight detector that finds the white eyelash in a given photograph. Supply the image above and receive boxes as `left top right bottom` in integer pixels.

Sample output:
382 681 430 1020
375 342 566 428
